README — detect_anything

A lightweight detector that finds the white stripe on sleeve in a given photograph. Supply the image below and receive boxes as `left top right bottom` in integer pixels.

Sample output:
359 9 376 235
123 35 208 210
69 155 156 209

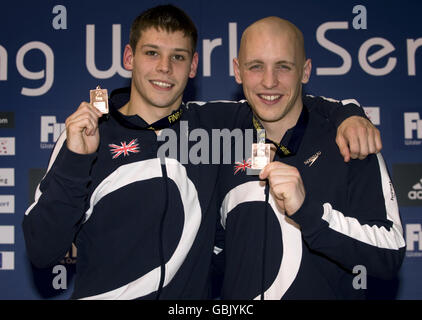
321 153 405 250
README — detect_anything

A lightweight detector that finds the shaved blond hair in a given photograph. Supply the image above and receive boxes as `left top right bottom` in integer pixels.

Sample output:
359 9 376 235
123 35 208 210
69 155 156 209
238 16 306 64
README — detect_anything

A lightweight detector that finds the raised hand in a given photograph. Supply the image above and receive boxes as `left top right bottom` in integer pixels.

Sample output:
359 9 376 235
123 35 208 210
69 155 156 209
65 102 103 154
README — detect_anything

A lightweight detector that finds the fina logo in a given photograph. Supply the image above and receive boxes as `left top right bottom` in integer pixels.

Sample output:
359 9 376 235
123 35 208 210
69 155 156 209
404 112 422 146
40 116 65 149
406 224 422 257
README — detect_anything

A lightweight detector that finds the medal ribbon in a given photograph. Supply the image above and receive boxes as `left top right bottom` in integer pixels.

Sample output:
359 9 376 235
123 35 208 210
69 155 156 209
252 106 309 158
111 104 185 130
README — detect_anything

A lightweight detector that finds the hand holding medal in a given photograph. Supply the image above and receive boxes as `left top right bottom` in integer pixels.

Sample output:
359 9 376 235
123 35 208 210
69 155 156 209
259 161 306 216
64 85 107 155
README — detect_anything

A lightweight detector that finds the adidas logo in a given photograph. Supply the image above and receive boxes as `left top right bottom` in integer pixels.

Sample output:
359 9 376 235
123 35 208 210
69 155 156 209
409 178 422 200
413 179 422 190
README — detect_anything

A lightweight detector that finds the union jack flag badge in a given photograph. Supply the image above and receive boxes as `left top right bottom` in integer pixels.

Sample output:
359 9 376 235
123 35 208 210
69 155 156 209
109 138 140 159
234 159 251 175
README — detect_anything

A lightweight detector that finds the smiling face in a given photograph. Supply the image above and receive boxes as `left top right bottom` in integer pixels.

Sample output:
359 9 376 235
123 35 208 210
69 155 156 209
234 17 311 129
123 27 198 114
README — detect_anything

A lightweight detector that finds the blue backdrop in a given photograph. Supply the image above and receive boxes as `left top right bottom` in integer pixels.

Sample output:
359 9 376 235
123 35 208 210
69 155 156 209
0 0 421 299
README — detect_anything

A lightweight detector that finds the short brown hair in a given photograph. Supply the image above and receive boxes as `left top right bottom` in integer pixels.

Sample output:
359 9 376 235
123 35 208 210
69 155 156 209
129 4 198 54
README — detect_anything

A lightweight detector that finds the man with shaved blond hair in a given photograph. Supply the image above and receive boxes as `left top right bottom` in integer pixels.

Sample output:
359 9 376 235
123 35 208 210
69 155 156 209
215 17 405 300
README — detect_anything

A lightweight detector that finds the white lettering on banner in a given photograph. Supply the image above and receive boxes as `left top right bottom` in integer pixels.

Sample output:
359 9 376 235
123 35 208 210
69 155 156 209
0 19 420 97
406 224 422 251
358 38 397 76
86 24 131 79
404 113 422 139
0 45 7 80
0 168 14 187
229 22 238 76
407 39 422 76
203 23 238 77
316 22 352 75
203 38 222 77
52 5 67 30
316 22 421 76
40 116 65 147
0 195 14 214
16 42 54 96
